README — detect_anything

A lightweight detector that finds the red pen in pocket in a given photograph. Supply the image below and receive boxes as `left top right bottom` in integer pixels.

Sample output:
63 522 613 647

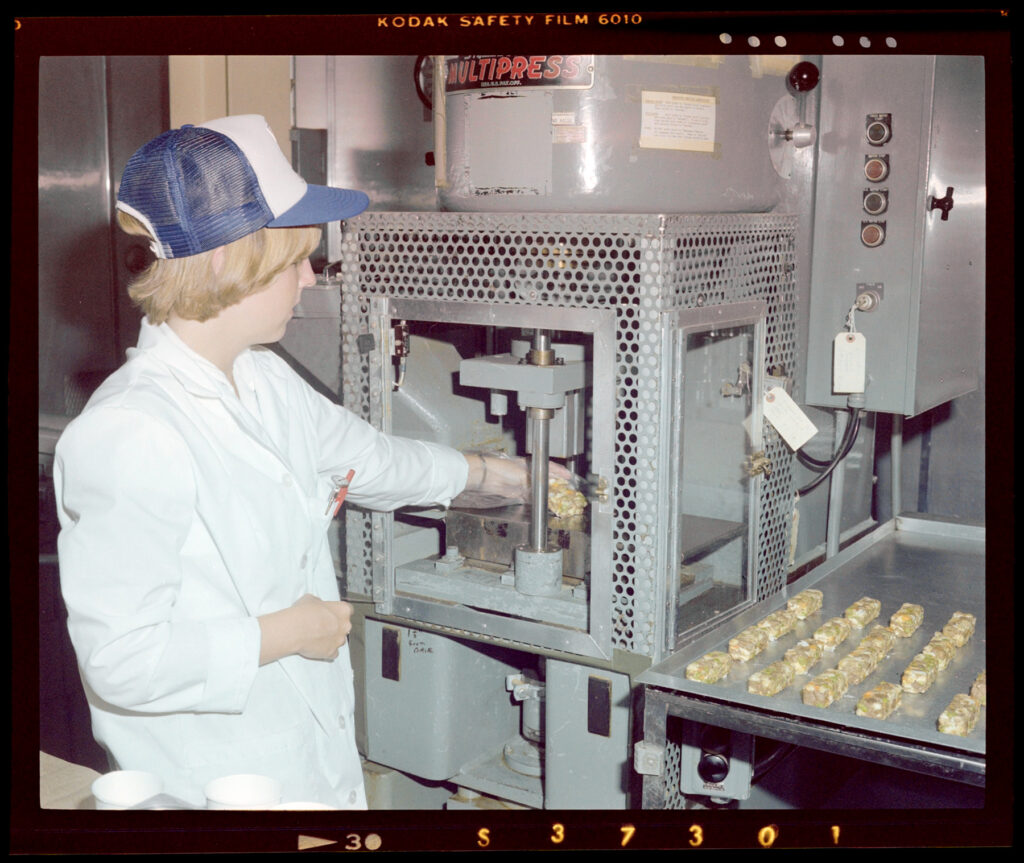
325 469 356 517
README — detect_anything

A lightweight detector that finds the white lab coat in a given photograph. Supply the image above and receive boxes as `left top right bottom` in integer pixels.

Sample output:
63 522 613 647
54 319 468 808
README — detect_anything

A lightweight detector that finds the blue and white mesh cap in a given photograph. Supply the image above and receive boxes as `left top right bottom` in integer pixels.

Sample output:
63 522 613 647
115 114 369 259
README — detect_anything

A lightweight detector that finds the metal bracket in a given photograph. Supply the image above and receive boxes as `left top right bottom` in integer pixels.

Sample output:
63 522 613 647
928 186 955 221
633 740 666 776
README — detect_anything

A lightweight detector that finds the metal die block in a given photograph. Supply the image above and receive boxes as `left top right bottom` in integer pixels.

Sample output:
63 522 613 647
459 353 590 411
395 558 588 630
446 506 590 579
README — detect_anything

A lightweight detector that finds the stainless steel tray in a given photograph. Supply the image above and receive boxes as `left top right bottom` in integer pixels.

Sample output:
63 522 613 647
639 517 985 778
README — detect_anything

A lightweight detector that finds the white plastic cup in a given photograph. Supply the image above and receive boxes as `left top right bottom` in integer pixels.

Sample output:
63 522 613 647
91 770 163 810
204 774 282 810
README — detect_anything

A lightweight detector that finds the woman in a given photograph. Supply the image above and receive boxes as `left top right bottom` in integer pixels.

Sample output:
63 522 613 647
54 115 544 809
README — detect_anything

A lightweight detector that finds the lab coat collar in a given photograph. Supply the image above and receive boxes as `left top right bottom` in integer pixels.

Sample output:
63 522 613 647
131 317 293 471
132 318 260 399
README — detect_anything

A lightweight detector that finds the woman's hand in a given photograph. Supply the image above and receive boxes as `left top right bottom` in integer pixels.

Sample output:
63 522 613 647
257 594 353 665
452 452 573 509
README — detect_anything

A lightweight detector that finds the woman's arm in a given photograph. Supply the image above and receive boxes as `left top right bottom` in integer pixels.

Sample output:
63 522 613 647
55 406 261 714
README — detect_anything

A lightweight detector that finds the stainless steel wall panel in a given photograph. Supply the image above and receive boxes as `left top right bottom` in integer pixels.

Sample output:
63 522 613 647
38 56 168 416
38 57 118 415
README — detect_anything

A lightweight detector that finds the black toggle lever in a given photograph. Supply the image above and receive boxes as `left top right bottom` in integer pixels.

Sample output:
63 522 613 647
929 186 955 221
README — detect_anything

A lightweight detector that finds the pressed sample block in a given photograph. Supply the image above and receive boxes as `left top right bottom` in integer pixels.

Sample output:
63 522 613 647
786 588 823 620
858 624 896 662
729 625 770 662
969 669 986 706
901 652 939 693
685 651 733 684
888 602 924 638
844 596 881 629
783 639 824 675
802 669 849 708
922 632 958 671
941 611 976 648
937 693 981 736
813 616 852 650
747 660 795 696
836 646 879 686
756 607 798 641
855 681 903 720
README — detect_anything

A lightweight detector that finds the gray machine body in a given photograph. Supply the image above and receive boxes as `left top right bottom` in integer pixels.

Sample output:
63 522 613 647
315 53 985 810
338 211 799 663
338 210 800 808
439 54 803 214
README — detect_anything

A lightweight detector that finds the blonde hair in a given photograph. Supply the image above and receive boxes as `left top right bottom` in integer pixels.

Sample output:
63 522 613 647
117 211 321 324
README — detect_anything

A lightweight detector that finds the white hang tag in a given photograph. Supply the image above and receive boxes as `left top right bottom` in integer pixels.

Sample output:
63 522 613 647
833 332 867 393
763 386 818 451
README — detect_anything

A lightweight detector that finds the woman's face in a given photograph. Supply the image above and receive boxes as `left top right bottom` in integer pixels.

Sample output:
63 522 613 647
228 257 316 347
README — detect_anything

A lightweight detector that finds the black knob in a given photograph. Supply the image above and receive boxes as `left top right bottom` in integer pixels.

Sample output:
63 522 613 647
698 752 730 784
787 61 821 94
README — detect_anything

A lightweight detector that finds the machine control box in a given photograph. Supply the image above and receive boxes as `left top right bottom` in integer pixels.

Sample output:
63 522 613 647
805 55 984 416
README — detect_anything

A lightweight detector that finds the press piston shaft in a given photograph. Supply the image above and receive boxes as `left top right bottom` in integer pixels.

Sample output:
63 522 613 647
514 329 564 597
529 406 554 552
528 330 554 553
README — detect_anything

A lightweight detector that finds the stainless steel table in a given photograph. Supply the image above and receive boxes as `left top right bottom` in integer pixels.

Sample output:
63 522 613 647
637 517 986 807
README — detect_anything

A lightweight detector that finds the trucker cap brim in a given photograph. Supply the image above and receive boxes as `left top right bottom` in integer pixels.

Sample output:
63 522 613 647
267 184 370 228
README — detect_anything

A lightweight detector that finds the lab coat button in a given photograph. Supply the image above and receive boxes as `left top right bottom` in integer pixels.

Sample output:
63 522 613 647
348 790 357 804
338 714 346 729
300 554 308 568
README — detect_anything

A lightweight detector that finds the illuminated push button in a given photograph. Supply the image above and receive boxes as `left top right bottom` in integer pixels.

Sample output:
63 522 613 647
698 752 730 784
864 156 889 182
861 222 886 247
863 189 888 215
866 118 892 145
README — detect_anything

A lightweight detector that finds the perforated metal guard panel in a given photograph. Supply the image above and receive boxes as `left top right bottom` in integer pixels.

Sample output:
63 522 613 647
339 212 798 658
663 721 687 810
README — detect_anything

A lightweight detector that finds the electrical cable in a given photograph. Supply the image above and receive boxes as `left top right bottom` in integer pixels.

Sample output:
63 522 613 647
797 407 862 496
752 738 798 784
798 300 866 484
798 408 861 495
796 406 858 473
413 55 432 110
